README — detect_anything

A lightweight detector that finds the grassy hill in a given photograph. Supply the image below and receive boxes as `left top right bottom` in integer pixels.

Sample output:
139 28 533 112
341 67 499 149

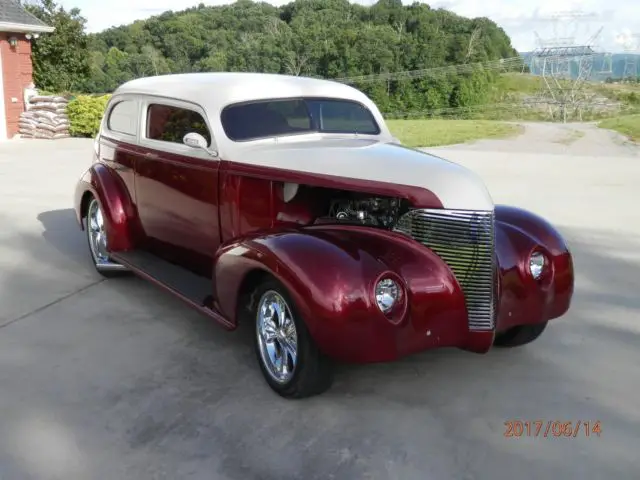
429 72 640 122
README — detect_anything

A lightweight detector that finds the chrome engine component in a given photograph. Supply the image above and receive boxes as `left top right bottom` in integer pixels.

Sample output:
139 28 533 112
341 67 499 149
328 196 404 228
393 208 497 331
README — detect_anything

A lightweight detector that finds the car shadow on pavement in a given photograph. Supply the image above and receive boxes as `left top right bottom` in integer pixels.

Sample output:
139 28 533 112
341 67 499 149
37 208 92 270
34 207 257 352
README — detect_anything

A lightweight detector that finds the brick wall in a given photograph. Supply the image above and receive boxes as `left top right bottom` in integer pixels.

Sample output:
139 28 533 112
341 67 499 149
0 33 34 138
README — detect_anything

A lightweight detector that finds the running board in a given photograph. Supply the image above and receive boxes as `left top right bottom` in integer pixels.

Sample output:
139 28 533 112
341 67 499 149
110 250 234 330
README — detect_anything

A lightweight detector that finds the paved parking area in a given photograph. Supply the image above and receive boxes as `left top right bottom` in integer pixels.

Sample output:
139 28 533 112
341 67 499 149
1 128 639 480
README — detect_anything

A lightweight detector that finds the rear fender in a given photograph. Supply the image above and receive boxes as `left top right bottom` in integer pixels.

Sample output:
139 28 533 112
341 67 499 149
73 163 139 252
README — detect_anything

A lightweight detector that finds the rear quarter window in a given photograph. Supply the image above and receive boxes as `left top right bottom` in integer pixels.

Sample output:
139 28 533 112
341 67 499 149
107 100 138 136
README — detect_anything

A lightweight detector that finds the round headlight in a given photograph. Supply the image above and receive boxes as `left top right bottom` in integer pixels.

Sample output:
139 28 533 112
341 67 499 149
529 251 546 279
375 278 400 313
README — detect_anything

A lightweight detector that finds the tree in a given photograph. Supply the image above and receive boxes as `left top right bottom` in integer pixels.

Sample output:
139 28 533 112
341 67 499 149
54 0 519 113
24 0 91 92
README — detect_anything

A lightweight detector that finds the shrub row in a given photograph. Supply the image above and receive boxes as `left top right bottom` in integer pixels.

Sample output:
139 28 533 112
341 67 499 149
65 94 112 137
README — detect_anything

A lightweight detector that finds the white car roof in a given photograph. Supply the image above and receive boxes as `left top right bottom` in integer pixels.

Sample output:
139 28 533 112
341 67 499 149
112 72 394 159
114 72 375 113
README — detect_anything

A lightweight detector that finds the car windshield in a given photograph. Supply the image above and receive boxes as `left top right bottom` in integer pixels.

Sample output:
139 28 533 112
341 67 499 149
220 97 380 141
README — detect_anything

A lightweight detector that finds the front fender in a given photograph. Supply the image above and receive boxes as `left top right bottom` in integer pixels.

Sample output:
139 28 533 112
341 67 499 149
495 205 574 332
73 163 139 252
214 225 492 363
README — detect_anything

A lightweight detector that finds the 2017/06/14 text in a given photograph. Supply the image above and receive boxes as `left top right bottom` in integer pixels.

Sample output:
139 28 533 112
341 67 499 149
504 420 602 438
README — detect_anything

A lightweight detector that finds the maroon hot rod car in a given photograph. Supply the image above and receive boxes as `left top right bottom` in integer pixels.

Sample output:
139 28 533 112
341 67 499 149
74 73 574 398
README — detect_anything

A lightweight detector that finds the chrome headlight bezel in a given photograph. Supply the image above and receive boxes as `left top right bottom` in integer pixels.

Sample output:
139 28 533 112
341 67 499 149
375 278 400 313
373 273 407 324
528 251 547 280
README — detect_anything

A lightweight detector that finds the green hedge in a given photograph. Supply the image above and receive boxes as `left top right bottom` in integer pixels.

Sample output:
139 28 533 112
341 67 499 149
66 94 112 137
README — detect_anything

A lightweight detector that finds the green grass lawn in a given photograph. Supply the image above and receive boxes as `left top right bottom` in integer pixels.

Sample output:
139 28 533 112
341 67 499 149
386 119 523 148
491 72 546 96
598 115 640 142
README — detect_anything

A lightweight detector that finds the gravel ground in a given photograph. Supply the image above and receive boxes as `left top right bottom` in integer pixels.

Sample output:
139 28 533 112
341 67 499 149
0 122 638 480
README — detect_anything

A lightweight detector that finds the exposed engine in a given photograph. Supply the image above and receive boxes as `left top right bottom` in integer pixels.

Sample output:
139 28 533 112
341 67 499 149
326 195 406 229
278 184 410 229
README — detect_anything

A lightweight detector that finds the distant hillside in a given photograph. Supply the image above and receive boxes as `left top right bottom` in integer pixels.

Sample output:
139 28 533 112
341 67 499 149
520 52 640 80
79 0 519 114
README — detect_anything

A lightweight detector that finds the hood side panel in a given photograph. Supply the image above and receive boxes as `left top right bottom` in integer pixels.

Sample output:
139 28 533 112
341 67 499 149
228 140 494 211
222 159 444 209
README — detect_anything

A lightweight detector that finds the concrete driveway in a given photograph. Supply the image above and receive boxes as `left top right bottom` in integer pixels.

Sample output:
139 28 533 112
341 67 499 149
1 126 639 480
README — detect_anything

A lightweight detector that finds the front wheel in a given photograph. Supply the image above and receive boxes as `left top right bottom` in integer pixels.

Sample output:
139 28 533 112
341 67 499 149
494 321 548 347
252 278 333 399
85 196 128 278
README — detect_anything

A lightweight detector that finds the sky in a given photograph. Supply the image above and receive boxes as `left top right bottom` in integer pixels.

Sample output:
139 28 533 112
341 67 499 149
56 0 640 53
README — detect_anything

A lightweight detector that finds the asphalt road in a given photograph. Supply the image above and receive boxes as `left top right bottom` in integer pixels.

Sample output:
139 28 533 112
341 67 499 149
1 127 639 480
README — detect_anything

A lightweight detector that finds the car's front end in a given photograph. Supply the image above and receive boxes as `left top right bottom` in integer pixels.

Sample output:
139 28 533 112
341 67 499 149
214 203 573 364
303 205 572 361
390 204 573 355
214 138 574 364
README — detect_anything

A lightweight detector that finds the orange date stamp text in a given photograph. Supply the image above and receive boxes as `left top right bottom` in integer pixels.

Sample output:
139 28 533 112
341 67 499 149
504 420 601 438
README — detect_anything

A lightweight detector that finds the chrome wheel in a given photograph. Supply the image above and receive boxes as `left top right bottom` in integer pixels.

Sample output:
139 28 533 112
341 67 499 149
86 197 126 274
256 290 298 384
87 198 110 265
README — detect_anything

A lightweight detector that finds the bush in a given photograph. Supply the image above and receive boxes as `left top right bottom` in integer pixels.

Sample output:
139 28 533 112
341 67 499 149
67 94 112 137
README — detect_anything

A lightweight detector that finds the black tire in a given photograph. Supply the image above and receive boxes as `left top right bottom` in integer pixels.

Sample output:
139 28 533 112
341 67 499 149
84 196 129 279
251 277 333 399
494 321 548 348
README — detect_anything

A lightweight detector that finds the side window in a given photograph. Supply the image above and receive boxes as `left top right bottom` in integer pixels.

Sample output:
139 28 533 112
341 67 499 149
107 100 138 136
146 103 211 146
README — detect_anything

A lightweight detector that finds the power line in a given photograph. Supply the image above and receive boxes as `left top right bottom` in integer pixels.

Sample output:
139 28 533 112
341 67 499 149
381 100 624 118
330 49 611 86
331 56 526 84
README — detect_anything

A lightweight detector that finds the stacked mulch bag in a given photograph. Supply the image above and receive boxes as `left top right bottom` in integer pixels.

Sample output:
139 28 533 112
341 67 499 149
18 95 71 140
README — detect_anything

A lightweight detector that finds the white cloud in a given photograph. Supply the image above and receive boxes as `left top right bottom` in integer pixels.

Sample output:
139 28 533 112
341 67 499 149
613 29 640 49
57 0 640 53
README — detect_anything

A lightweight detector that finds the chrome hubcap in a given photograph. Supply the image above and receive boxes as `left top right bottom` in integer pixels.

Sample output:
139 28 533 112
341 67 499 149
256 290 298 384
87 199 110 264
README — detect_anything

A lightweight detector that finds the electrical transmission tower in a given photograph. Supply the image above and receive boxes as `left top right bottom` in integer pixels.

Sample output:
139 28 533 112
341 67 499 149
528 10 605 122
621 34 640 81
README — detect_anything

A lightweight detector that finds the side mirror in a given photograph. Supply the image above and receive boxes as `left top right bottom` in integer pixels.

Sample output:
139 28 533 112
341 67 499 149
183 132 218 157
183 132 208 149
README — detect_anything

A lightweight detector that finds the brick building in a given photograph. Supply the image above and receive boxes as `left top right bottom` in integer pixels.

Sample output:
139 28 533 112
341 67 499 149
0 0 53 140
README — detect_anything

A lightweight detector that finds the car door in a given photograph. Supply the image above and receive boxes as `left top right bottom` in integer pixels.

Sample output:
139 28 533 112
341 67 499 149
134 96 221 278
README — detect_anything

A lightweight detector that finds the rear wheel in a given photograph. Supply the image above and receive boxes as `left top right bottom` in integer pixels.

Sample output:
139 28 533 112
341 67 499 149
252 277 333 399
85 196 128 278
494 322 548 347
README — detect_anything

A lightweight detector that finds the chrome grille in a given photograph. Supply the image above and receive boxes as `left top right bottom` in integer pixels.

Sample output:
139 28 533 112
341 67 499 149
394 208 497 330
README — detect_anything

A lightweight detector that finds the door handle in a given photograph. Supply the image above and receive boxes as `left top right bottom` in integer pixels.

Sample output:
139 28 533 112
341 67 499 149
144 152 159 159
